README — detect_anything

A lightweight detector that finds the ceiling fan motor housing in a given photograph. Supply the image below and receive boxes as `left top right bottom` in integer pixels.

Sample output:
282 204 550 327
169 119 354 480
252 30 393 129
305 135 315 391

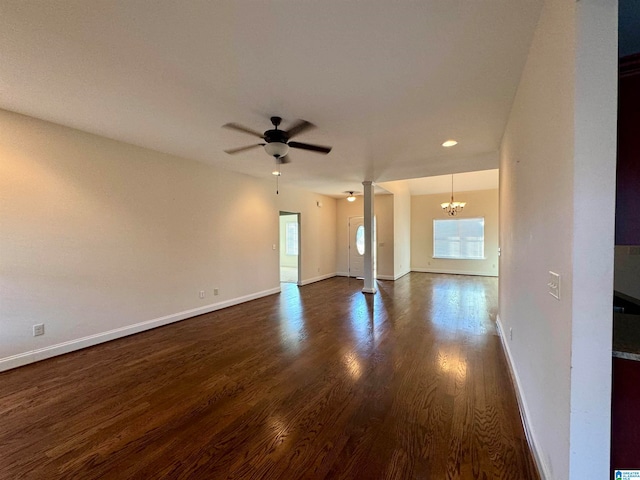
264 129 288 144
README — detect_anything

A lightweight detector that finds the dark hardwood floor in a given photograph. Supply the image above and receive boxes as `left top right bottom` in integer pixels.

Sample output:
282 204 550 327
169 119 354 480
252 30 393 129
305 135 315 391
0 273 539 479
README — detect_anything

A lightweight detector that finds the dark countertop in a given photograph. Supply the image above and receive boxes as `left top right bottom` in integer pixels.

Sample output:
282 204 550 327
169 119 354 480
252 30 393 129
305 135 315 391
613 312 640 361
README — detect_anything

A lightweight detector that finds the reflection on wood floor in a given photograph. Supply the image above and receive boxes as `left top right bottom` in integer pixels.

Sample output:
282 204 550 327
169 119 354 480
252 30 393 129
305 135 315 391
0 273 539 479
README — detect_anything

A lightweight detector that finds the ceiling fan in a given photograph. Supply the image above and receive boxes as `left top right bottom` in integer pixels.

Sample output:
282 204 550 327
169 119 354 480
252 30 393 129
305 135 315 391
223 116 332 164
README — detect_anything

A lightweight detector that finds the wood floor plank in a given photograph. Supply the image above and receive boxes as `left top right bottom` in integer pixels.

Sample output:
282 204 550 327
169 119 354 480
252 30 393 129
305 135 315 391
0 273 539 479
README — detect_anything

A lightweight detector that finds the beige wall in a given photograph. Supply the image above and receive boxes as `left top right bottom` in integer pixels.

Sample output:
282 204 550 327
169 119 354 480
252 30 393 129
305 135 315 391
276 190 336 284
373 195 394 279
411 189 498 277
379 180 411 279
0 108 337 370
498 0 617 478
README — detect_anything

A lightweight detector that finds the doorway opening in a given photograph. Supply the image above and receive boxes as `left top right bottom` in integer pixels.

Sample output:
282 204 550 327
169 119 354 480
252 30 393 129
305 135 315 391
279 212 300 284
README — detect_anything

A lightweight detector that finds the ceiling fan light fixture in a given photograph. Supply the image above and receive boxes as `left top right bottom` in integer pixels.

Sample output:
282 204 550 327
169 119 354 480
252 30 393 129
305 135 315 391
264 142 289 158
347 192 356 202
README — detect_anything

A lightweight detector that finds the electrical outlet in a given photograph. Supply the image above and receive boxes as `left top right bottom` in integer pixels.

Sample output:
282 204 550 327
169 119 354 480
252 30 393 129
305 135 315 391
199 290 205 299
509 327 513 341
33 324 45 336
214 288 219 296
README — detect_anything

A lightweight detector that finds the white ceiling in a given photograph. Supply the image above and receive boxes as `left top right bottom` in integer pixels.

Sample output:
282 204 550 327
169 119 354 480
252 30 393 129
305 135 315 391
399 168 499 196
0 1 541 197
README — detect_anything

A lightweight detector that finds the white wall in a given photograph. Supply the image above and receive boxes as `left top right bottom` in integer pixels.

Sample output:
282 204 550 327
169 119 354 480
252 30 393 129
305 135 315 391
569 2 617 477
498 0 617 478
411 189 499 277
0 108 337 370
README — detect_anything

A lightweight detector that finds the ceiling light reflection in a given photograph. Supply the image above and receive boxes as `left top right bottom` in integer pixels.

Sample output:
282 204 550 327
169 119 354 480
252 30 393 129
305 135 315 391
267 415 291 450
343 352 362 380
437 348 467 380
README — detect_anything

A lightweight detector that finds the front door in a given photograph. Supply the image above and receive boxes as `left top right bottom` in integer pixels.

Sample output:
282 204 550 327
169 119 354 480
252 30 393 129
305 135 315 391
348 216 365 278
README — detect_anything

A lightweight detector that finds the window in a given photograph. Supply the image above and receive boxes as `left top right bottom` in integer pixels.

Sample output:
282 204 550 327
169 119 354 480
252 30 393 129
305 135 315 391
433 217 484 259
286 222 298 255
355 225 365 255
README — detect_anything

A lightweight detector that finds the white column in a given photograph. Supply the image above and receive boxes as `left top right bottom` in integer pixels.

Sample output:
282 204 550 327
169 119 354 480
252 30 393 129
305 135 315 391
362 181 376 294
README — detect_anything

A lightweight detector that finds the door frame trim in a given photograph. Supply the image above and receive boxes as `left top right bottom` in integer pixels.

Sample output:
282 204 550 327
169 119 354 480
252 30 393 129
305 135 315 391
279 211 301 285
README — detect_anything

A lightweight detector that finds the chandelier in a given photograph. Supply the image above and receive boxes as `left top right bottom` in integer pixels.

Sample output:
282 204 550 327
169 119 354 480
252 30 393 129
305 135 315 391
441 174 466 216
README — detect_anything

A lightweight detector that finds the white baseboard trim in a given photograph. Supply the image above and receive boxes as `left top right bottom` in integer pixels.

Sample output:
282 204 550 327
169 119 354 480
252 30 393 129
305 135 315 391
376 271 408 281
496 315 550 479
376 274 395 281
337 271 410 281
299 273 336 286
411 267 497 277
0 286 282 373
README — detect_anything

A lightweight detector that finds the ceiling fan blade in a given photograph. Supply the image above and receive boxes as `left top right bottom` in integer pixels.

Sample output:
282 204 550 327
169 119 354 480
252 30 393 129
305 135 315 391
286 120 315 139
224 144 264 154
278 155 291 164
222 123 265 139
288 141 332 154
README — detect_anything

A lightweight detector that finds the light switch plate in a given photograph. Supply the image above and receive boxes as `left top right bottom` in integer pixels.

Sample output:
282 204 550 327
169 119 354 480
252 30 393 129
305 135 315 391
548 271 560 300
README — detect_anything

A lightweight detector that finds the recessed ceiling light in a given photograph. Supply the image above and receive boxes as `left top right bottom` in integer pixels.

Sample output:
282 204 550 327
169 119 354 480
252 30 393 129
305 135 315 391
442 140 458 147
